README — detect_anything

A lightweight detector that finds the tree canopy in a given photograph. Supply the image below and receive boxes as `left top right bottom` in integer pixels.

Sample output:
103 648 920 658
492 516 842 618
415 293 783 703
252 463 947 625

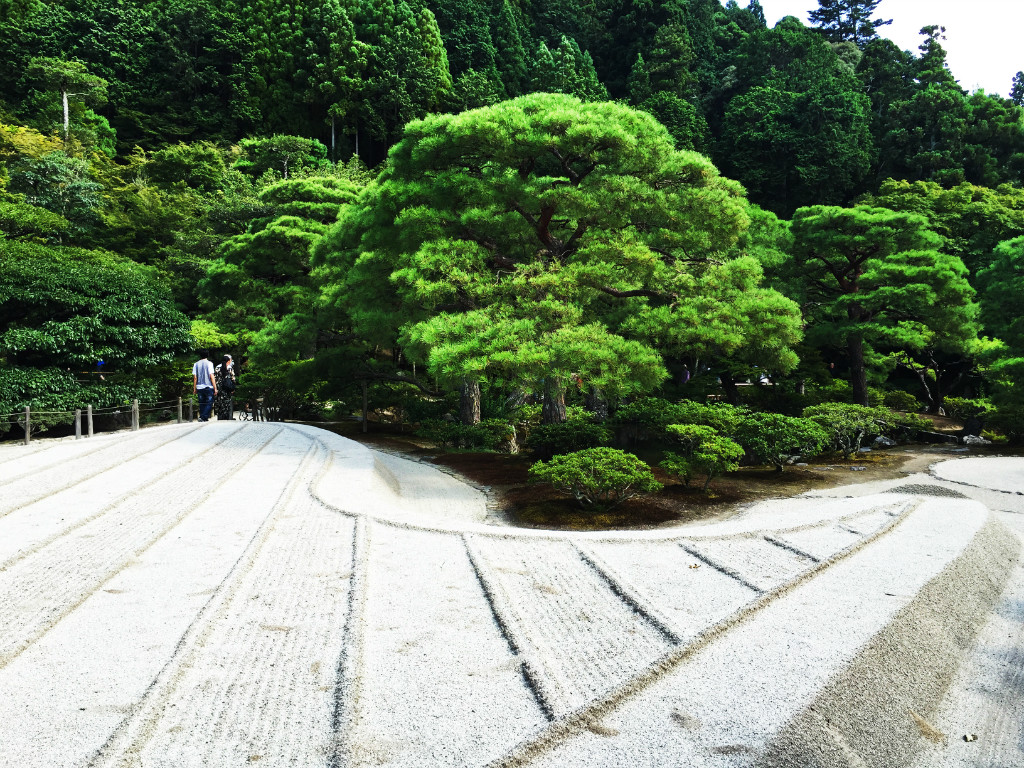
315 93 800 422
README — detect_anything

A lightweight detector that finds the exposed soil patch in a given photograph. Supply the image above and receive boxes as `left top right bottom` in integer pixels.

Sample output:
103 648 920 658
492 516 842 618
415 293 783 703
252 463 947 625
306 419 1003 532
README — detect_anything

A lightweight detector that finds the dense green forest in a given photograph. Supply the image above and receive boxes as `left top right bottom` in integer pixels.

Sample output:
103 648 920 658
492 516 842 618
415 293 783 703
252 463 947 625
3 0 1024 458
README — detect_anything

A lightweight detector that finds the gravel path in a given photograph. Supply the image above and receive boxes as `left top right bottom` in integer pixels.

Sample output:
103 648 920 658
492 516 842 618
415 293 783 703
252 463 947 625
0 423 1020 768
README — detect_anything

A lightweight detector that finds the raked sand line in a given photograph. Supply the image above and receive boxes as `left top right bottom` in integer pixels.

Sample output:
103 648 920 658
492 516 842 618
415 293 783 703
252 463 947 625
527 502 1017 767
0 425 280 670
0 422 203 518
0 427 312 768
87 436 329 768
0 423 241 567
484 501 918 768
757 514 1019 768
2 423 1021 767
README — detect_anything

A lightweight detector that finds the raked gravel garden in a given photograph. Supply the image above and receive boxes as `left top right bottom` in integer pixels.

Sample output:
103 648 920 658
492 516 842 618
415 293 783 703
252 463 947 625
1 420 1022 768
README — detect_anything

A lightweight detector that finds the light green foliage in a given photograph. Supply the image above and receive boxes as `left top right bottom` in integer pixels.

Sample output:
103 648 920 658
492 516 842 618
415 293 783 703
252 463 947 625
147 142 227 192
734 412 827 470
665 423 718 452
690 436 744 489
790 204 979 407
233 135 328 180
803 402 886 458
863 180 1024 276
25 56 108 138
663 422 743 491
941 396 988 421
317 94 793 422
417 417 515 450
529 447 661 508
979 237 1024 350
7 151 101 239
190 319 238 349
673 401 751 436
881 389 920 412
659 452 693 486
203 175 360 362
613 398 749 440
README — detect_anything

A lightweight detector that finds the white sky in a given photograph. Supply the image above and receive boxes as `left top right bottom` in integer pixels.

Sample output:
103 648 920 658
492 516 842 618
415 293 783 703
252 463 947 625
749 1 1024 97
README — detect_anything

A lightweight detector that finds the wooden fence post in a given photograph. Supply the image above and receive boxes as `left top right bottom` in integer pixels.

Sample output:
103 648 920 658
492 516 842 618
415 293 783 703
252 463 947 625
177 397 183 424
132 399 139 431
23 406 30 445
75 409 82 439
87 405 94 437
362 381 368 434
188 399 194 423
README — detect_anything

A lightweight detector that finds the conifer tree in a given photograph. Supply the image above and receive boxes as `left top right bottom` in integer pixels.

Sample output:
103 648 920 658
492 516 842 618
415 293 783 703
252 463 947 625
1011 71 1024 107
490 0 531 96
808 0 892 46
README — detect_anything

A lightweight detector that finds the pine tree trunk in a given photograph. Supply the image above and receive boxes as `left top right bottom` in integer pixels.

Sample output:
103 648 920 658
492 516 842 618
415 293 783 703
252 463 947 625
459 379 481 425
541 379 567 424
585 386 608 421
720 371 741 406
848 332 869 407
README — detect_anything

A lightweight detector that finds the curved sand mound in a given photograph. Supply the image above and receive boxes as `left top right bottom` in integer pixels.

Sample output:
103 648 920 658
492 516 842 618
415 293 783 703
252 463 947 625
0 422 1018 767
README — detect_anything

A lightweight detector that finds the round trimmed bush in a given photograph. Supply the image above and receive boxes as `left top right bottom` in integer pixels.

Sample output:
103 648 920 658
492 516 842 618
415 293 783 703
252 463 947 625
529 448 661 508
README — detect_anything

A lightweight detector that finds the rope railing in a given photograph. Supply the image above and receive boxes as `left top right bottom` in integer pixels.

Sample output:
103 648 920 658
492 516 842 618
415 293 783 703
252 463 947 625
2 397 196 446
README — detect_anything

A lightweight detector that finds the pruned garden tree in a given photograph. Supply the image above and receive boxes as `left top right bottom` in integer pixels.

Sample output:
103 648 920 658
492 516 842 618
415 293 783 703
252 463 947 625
789 204 979 408
314 93 801 424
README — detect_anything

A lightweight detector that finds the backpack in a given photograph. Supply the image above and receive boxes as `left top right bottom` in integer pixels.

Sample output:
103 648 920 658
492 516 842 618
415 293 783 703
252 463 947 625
220 365 236 393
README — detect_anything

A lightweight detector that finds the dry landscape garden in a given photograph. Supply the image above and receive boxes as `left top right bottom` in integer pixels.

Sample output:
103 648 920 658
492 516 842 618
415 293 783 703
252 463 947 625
2 0 1024 765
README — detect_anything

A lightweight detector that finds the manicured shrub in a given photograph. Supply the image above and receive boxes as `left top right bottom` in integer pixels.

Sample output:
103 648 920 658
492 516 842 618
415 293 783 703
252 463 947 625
612 397 687 439
665 423 718 453
662 436 744 492
416 418 515 451
734 413 828 470
659 453 694 487
663 423 743 491
875 410 932 439
803 403 888 459
528 421 612 459
805 380 884 407
882 389 921 412
673 401 750 437
942 396 988 421
529 448 661 508
417 419 463 447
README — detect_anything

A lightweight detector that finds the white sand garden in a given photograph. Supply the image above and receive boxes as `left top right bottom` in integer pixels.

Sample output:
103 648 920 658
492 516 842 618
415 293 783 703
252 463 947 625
0 421 1021 767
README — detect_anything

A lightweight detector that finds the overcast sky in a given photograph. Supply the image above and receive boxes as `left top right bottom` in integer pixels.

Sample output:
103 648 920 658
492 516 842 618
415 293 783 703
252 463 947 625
748 1 1023 97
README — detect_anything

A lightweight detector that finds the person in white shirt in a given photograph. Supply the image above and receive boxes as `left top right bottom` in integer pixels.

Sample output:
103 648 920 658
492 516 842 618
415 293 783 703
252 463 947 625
191 350 218 422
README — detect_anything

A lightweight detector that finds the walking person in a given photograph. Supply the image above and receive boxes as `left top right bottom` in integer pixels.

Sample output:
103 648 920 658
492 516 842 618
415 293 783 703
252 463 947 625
192 350 217 422
214 354 236 420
